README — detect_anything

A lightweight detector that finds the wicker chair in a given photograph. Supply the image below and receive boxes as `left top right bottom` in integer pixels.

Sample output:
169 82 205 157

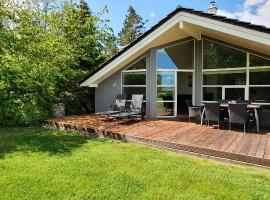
228 103 248 133
186 100 201 122
258 105 270 130
204 102 221 129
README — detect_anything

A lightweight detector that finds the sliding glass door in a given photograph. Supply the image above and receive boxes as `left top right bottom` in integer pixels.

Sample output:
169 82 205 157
156 39 195 117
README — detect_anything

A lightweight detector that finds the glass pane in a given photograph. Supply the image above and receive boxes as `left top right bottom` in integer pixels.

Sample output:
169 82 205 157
122 87 146 100
122 71 146 85
225 88 245 101
203 70 246 85
250 87 270 102
157 40 194 69
249 68 270 85
157 71 175 85
203 87 222 101
126 57 146 70
156 102 174 116
157 87 175 101
203 40 246 69
250 54 270 67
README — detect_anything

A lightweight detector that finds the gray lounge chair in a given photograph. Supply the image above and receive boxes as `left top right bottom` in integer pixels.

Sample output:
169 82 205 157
95 94 127 117
186 100 201 122
111 94 143 121
204 102 221 129
228 103 248 133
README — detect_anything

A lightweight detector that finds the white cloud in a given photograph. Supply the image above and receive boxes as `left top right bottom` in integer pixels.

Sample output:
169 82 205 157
244 0 266 8
150 12 156 18
217 0 270 28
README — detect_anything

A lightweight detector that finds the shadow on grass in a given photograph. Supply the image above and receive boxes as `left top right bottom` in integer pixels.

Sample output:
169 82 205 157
0 127 100 158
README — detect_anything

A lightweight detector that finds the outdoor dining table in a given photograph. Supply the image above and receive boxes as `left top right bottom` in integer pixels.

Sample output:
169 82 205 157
200 103 261 132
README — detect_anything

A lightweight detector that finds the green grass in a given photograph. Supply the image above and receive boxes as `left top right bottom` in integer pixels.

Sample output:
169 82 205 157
0 128 269 200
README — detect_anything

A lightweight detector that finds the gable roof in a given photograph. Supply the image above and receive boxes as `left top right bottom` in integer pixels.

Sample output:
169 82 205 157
80 6 270 86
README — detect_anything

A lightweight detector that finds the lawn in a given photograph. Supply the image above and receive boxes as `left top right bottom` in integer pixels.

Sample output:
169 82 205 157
0 128 269 200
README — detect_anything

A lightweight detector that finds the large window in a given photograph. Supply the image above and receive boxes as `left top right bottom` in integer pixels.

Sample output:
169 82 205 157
157 40 194 70
249 54 270 102
156 40 195 117
203 69 246 85
122 57 147 103
203 40 246 69
203 39 270 102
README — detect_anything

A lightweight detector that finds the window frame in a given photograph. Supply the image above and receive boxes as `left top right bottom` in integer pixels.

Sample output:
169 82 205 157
202 38 270 103
121 56 147 103
156 70 177 117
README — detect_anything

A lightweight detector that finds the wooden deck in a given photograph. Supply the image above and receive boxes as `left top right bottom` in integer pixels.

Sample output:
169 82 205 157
45 115 270 168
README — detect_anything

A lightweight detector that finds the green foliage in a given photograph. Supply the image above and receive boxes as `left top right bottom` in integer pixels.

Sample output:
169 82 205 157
118 6 148 48
0 127 270 199
0 0 116 126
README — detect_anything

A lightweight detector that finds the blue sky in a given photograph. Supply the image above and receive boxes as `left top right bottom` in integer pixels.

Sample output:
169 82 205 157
86 0 270 34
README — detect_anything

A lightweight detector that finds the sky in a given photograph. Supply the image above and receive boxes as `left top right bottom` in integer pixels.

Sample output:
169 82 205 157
86 0 270 34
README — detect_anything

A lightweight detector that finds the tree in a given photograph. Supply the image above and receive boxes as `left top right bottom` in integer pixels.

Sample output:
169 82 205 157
79 0 91 19
0 0 115 126
118 6 147 48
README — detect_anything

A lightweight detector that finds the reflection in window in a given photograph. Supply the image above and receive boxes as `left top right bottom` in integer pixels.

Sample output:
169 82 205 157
156 70 175 117
122 87 146 100
203 87 222 101
122 57 147 101
250 87 270 102
122 72 146 85
157 87 175 101
249 55 270 85
156 40 194 69
203 70 246 85
156 102 174 116
203 40 246 69
225 88 245 101
250 68 270 85
157 71 175 85
125 58 146 70
250 54 270 67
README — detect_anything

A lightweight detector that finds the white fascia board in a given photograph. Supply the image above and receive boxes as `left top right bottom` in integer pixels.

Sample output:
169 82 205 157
80 12 183 87
179 20 201 40
178 13 270 46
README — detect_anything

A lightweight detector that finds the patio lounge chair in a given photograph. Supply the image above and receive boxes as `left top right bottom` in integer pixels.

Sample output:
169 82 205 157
95 94 127 117
111 94 143 121
186 100 201 122
228 103 248 133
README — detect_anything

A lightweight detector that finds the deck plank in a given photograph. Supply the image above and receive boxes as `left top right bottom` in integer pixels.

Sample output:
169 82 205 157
46 115 270 167
264 135 270 159
240 134 256 155
256 135 268 158
225 133 245 153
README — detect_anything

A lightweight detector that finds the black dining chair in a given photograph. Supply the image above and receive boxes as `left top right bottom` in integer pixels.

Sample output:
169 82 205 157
258 105 270 130
204 102 221 129
228 103 248 133
186 100 201 122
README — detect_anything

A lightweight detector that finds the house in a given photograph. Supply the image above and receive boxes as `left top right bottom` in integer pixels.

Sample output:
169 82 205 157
80 3 270 119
